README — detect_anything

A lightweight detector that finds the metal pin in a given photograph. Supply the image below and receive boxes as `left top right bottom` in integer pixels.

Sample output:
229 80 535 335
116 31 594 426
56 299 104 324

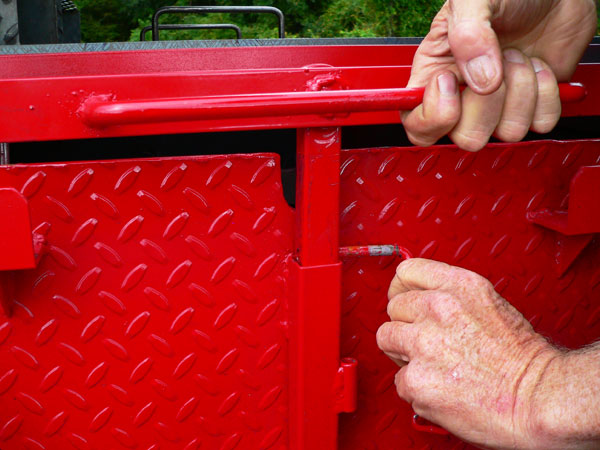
339 245 411 259
0 143 9 165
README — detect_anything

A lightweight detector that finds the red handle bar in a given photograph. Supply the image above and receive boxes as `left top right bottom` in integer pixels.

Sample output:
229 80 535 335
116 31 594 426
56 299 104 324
80 83 586 128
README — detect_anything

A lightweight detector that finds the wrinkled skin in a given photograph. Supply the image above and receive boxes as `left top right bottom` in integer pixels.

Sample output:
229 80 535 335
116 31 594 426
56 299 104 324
380 1 599 448
376 259 560 449
401 0 597 151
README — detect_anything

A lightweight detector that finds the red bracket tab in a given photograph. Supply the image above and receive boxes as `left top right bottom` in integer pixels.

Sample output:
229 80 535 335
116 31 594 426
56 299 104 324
0 188 46 316
334 357 358 413
527 166 600 235
527 165 600 276
0 188 37 271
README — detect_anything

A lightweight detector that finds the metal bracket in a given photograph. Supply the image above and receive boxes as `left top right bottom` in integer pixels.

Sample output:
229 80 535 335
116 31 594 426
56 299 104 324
527 165 600 275
0 188 46 316
333 357 358 413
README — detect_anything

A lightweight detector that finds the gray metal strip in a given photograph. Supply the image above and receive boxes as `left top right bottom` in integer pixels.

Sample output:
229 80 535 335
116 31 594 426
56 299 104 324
1 36 599 64
0 37 424 55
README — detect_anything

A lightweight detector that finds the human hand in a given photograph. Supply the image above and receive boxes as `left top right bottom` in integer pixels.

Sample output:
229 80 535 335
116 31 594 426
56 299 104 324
376 259 561 449
402 0 597 151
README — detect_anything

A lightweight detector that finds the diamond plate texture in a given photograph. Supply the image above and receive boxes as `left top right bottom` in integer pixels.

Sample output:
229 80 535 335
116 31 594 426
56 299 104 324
0 155 294 450
338 140 600 449
2 140 600 450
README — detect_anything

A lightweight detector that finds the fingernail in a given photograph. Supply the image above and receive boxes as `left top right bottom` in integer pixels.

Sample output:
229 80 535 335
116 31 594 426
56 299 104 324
503 49 525 64
532 59 544 73
466 54 497 89
437 72 457 97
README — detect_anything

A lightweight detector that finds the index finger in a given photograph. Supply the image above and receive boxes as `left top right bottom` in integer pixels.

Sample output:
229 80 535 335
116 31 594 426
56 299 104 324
388 258 477 299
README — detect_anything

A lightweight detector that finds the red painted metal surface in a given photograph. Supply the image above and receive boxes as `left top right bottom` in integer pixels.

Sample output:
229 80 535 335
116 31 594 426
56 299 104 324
0 45 596 142
0 43 599 450
289 260 343 450
0 155 295 449
296 127 341 266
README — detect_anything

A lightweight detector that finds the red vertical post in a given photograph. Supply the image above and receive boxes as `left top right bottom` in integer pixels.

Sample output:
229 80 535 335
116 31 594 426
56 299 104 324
295 127 341 266
289 127 345 450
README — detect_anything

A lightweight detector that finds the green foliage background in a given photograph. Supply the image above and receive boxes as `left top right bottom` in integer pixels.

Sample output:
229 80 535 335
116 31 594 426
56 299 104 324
73 0 600 43
72 0 445 42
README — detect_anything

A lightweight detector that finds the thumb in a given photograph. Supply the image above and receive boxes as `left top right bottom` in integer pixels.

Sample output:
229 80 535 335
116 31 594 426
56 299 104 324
447 0 503 94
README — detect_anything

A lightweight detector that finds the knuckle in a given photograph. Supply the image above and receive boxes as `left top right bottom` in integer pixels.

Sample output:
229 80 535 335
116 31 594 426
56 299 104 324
475 274 495 293
423 290 441 309
427 13 450 40
470 274 496 299
495 119 530 143
406 130 436 148
430 106 461 133
403 365 421 395
533 91 561 134
536 81 560 105
460 269 491 291
395 372 411 400
448 21 485 48
441 103 461 124
387 281 401 301
413 328 432 355
377 323 405 353
386 297 398 318
450 129 489 152
531 113 560 134
376 324 391 348
429 292 460 320
396 258 416 278
505 62 536 88
394 370 404 387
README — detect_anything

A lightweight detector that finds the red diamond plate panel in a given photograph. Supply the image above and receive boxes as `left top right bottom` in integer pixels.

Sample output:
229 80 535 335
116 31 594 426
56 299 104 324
338 140 600 449
1 139 600 450
0 154 294 450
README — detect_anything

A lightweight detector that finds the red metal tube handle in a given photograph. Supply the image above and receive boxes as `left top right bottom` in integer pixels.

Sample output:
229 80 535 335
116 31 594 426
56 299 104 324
558 82 587 103
80 83 586 128
339 245 412 259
